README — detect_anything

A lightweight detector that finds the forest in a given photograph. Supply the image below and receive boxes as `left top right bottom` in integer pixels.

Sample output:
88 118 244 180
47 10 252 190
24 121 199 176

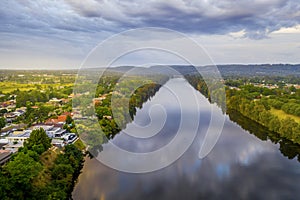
185 74 300 145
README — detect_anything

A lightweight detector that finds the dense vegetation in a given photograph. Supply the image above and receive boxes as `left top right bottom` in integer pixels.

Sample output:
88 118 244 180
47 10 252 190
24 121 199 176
74 73 169 156
227 109 300 162
185 74 226 111
0 128 84 200
226 84 300 143
185 74 300 144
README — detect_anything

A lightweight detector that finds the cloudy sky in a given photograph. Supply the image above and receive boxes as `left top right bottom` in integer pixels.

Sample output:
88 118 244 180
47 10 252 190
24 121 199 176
0 0 300 69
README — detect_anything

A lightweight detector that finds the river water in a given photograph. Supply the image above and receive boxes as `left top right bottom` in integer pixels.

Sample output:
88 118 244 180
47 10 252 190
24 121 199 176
73 78 300 200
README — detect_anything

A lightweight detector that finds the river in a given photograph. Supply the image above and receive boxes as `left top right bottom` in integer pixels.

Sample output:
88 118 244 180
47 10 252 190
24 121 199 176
73 78 300 200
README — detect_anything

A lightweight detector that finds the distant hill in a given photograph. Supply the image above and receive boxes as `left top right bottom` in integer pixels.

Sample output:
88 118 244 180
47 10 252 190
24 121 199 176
216 64 300 77
106 64 300 77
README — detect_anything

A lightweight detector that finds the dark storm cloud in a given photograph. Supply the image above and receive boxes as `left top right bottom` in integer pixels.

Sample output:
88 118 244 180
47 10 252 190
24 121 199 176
0 0 299 40
64 0 300 39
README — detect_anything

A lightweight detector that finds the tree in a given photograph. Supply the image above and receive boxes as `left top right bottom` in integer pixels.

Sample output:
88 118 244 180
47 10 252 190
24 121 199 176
0 117 6 130
0 168 10 199
24 128 52 154
65 115 73 125
279 117 298 139
4 152 42 199
290 85 297 93
0 108 7 115
268 116 281 133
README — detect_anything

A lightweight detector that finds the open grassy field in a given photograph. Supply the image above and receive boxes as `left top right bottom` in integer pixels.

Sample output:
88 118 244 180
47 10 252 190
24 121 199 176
270 108 300 124
0 82 36 93
0 82 74 94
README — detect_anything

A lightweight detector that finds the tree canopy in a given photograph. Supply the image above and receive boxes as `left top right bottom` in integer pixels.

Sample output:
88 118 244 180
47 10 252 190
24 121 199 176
0 117 6 130
24 128 52 154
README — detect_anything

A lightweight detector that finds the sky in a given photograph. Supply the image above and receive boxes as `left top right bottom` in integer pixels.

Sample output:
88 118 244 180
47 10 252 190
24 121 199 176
0 0 300 69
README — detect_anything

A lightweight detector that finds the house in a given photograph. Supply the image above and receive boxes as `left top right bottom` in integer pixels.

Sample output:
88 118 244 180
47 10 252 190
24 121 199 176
45 112 73 125
51 139 65 148
4 130 31 152
62 133 77 144
48 127 66 138
0 100 16 111
93 95 107 105
0 150 12 165
0 139 8 148
4 112 18 122
3 109 25 122
49 98 63 105
103 115 112 120
13 110 25 117
31 124 69 139
93 98 103 105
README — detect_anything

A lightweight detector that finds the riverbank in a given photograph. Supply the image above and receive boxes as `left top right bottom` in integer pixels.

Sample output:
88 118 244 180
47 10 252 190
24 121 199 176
72 77 300 200
184 74 300 145
227 109 300 160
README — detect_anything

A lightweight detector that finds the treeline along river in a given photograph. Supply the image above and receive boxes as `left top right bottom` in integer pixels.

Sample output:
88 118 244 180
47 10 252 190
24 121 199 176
73 78 300 200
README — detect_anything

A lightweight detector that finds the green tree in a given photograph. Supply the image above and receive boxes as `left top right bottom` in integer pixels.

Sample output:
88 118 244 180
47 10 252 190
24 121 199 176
65 115 73 124
0 117 6 130
279 117 298 139
24 128 52 154
4 152 42 199
268 116 281 133
0 108 8 115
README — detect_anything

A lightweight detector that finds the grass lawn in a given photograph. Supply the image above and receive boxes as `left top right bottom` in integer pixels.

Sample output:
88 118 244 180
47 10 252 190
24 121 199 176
270 108 300 124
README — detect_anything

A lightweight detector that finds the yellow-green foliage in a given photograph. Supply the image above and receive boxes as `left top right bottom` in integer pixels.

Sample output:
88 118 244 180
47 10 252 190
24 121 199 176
33 149 58 187
74 139 86 151
270 108 300 124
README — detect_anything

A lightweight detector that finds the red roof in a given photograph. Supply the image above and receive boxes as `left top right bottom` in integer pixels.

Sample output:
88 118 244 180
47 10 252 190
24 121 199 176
45 113 72 124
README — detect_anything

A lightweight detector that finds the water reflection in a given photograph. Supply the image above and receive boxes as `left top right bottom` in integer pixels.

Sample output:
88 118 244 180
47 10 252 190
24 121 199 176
73 78 300 200
228 109 300 161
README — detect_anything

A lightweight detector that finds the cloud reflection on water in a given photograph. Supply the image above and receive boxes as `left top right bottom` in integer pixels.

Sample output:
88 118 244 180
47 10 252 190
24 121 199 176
73 78 300 200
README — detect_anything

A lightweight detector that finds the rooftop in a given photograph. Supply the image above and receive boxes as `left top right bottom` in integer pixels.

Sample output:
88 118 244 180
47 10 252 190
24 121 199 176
0 150 12 165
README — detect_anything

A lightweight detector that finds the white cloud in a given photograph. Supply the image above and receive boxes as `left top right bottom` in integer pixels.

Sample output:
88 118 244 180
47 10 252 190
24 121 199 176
273 25 300 34
228 29 246 39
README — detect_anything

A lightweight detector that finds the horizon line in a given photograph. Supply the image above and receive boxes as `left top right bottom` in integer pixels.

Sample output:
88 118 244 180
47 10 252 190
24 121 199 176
0 63 299 71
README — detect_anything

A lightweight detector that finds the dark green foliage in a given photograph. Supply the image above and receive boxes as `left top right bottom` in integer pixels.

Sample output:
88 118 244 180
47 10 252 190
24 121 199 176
0 151 42 200
282 103 300 117
21 104 54 124
24 128 52 154
0 143 83 200
0 108 8 115
49 144 84 199
268 99 284 109
16 90 48 107
0 117 6 130
65 114 73 124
